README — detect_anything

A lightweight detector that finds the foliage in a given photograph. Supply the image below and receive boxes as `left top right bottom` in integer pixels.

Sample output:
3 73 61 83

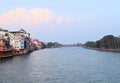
84 35 120 49
40 42 47 49
40 42 62 49
47 42 62 48
84 41 96 48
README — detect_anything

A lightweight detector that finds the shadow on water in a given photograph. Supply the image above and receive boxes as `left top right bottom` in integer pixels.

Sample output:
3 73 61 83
0 57 14 63
0 53 32 64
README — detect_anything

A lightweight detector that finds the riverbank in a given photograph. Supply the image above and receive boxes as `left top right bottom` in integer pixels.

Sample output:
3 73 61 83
84 46 120 53
0 50 34 59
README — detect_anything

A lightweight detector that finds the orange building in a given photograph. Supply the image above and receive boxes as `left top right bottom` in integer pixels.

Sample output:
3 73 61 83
0 37 12 52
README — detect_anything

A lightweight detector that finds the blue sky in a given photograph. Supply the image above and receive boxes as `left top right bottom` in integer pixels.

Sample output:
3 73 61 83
0 0 120 44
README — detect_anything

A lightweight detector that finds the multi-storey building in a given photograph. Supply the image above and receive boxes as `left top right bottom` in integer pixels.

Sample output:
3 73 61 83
9 33 24 51
18 29 30 51
9 28 30 51
0 28 41 53
0 28 12 52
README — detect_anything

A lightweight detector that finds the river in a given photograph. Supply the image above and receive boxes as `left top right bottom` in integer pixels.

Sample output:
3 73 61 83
0 48 120 83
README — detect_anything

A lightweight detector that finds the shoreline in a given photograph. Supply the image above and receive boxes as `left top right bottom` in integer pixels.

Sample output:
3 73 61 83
0 50 34 59
1 46 120 59
83 46 120 53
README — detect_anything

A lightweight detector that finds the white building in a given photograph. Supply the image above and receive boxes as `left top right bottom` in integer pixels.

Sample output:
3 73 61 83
9 33 25 51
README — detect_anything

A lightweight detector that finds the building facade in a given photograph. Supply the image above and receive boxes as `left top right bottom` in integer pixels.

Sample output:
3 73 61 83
0 28 12 52
0 28 41 53
9 28 31 51
9 33 25 51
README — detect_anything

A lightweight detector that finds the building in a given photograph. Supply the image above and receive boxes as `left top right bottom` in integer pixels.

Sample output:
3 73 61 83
0 28 12 52
0 28 10 46
9 28 30 51
31 39 42 50
18 29 30 50
0 28 41 53
9 33 24 51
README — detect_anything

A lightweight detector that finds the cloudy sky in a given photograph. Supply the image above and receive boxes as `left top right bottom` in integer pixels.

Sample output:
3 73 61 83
0 0 120 44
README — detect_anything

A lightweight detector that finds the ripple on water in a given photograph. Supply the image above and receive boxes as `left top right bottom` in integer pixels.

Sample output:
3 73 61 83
0 48 120 83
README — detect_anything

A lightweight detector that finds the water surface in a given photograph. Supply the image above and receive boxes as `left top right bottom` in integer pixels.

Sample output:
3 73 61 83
0 48 120 83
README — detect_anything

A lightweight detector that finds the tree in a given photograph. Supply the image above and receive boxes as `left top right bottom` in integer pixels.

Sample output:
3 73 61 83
40 42 47 49
85 35 120 49
84 41 96 48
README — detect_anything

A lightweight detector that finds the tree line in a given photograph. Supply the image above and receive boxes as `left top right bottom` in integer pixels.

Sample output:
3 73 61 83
84 35 120 49
40 42 62 49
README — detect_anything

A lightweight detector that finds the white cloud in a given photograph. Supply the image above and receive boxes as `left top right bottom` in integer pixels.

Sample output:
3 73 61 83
56 16 64 24
55 16 76 24
0 8 54 26
0 8 74 29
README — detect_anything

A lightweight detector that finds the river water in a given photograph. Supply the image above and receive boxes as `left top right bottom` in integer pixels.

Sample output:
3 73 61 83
0 48 120 83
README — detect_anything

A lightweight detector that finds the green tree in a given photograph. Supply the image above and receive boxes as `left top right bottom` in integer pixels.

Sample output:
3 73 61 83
84 41 96 48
